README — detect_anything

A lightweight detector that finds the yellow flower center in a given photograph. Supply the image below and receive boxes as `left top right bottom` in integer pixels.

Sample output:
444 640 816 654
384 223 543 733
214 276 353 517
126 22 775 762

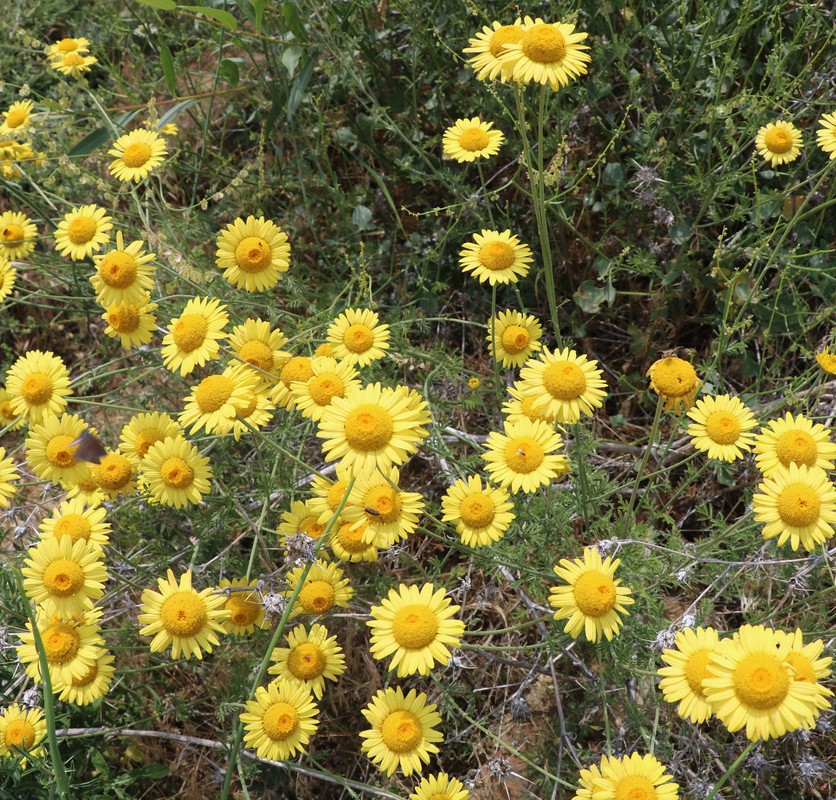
315 342 334 357
500 325 530 354
42 622 80 664
459 493 495 527
392 603 439 649
299 516 326 539
764 128 792 154
67 216 97 244
46 434 78 467
121 142 152 169
135 429 163 457
489 25 525 57
380 709 423 753
262 702 299 741
43 558 86 598
733 652 790 709
298 580 335 614
195 375 234 413
71 660 99 687
343 323 375 353
521 24 567 64
776 483 821 527
161 456 194 489
504 436 545 473
573 571 617 617
336 521 371 553
235 391 258 419
57 38 79 52
479 241 514 270
650 357 697 398
775 430 817 467
2 223 25 243
106 302 140 332
239 340 273 371
288 642 326 680
226 592 261 627
613 776 657 800
1 398 16 421
63 53 85 67
543 360 587 400
93 453 133 490
327 479 350 511
160 591 208 637
459 127 490 152
54 513 92 542
520 395 552 422
704 411 741 444
364 485 401 524
234 236 272 272
4 719 36 750
784 652 816 683
21 372 53 404
309 373 344 406
6 109 28 129
98 250 138 288
172 313 209 352
280 356 313 386
344 404 394 452
74 472 99 493
684 648 713 696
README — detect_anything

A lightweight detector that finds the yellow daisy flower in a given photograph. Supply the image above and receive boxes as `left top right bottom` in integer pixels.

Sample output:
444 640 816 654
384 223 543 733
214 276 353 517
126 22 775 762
101 294 158 348
314 342 334 357
752 462 836 551
467 377 481 390
459 228 532 285
91 450 136 499
755 120 803 168
317 383 431 477
572 760 605 800
686 394 758 462
49 51 98 77
487 309 543 368
16 607 105 685
226 384 276 441
0 447 18 508
218 577 267 635
66 464 106 506
657 626 722 724
500 16 591 90
815 346 836 374
326 308 390 367
215 215 291 291
240 680 319 761
271 355 313 409
308 466 353 524
290 356 361 422
159 123 179 136
47 37 91 57
341 466 424 547
139 435 212 508
441 474 515 547
138 569 228 660
410 773 469 800
463 20 524 82
501 380 560 425
119 411 181 463
161 296 229 377
368 582 465 677
482 417 568 494
53 650 115 706
108 128 167 183
53 204 112 261
21 536 108 618
703 624 822 740
229 318 290 383
38 497 110 546
0 100 37 137
518 347 607 423
775 629 833 720
329 520 379 562
268 622 346 699
549 547 635 642
646 356 700 413
25 413 90 487
284 559 353 617
5 349 72 425
0 210 38 260
179 364 260 436
0 705 46 766
276 499 329 553
591 753 680 800
90 231 157 307
0 258 17 303
754 412 836 477
442 117 504 163
0 385 25 430
360 686 443 777
816 111 836 160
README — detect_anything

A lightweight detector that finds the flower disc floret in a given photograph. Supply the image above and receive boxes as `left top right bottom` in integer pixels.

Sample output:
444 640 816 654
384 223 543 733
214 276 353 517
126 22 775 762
646 356 700 413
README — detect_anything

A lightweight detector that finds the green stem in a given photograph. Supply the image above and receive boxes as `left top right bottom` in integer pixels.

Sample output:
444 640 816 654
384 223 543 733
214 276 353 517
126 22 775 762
624 395 665 529
705 741 758 800
477 161 495 227
596 642 612 756
490 282 502 396
571 424 590 527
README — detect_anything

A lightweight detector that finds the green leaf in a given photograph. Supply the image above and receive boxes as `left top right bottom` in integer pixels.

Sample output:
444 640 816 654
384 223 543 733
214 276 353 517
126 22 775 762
282 2 308 41
136 0 176 8
219 58 240 87
158 97 201 127
254 0 266 31
351 204 373 231
159 41 176 94
68 126 112 157
180 5 239 31
234 0 256 25
126 764 169 780
602 162 625 187
573 280 614 314
287 54 316 117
